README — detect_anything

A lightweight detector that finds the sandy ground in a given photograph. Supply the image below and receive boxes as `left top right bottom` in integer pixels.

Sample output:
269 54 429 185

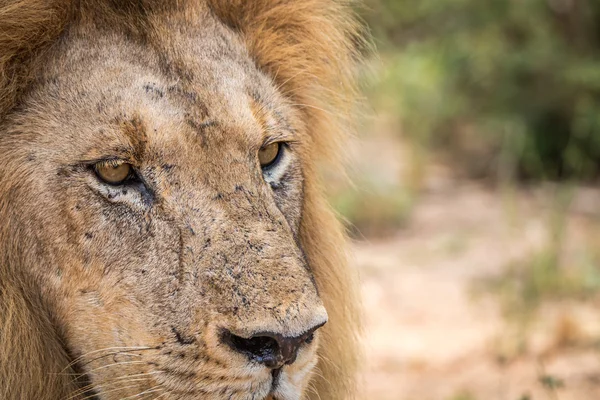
356 181 600 400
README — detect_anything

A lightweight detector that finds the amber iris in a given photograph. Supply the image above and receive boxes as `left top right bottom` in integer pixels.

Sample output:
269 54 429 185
94 161 132 185
258 142 280 167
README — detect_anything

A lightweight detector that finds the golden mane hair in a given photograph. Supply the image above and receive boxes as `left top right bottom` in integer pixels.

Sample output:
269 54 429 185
0 1 364 399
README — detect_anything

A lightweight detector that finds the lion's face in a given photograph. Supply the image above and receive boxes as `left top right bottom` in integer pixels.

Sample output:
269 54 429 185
1 8 327 400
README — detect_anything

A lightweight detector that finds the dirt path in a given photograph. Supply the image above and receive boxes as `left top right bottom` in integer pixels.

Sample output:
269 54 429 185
356 183 600 400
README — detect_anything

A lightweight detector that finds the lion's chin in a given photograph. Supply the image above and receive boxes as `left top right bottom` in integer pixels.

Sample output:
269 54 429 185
265 383 302 400
261 375 303 400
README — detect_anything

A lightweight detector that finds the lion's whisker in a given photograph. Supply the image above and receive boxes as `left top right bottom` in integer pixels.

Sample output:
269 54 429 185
55 359 151 377
66 373 158 400
72 347 160 375
79 360 150 376
73 376 157 400
121 384 164 400
61 346 156 373
310 362 333 387
306 381 323 400
77 383 148 400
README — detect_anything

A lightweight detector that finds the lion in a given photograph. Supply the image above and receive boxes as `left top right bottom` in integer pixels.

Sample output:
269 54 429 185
0 1 364 399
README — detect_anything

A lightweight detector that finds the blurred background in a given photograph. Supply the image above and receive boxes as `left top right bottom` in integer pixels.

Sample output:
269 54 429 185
332 1 600 399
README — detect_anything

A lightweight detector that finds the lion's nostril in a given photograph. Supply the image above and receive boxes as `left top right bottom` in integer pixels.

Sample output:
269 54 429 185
221 321 325 369
305 333 315 344
224 332 281 368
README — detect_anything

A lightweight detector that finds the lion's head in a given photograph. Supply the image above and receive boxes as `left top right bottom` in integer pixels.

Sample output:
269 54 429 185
0 1 363 400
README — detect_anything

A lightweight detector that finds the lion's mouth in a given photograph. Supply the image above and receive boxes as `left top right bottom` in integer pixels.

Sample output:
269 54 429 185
271 367 283 387
264 368 282 400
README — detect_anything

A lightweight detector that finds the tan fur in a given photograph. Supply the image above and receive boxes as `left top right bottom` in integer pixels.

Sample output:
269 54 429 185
0 1 363 399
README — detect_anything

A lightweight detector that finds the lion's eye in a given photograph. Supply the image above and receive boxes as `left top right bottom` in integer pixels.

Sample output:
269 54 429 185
258 142 281 168
93 161 133 185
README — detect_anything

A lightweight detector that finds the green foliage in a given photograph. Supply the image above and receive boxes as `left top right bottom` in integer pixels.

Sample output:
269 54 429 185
539 374 565 391
364 0 600 180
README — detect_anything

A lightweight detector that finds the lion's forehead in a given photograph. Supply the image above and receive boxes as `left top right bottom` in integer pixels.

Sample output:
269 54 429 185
29 15 282 157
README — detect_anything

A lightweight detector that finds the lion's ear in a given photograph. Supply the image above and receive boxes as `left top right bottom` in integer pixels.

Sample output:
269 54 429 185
207 0 367 165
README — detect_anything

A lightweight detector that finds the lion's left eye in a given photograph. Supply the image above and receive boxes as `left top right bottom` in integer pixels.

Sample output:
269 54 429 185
258 142 282 169
93 160 133 185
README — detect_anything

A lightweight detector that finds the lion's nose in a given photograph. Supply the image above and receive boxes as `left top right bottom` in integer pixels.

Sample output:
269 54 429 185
221 321 326 369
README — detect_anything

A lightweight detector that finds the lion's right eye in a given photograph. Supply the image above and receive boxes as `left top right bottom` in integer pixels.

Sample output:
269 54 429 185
93 161 133 185
258 142 283 169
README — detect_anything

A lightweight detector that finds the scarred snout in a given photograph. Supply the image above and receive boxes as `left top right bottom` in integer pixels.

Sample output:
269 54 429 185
159 143 329 395
181 178 330 368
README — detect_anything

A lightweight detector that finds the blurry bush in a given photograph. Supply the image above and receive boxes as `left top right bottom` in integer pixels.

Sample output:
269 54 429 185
363 0 600 181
